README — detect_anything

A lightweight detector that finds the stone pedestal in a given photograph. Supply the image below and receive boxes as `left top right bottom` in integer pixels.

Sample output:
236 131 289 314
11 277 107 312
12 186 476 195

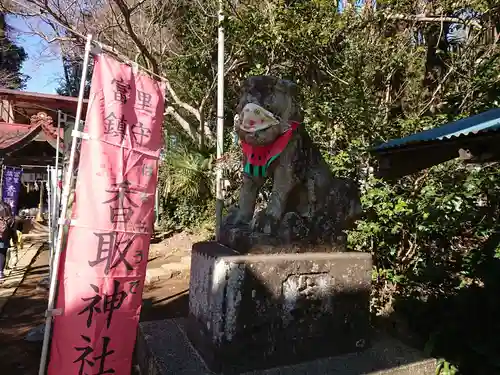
186 241 373 374
137 319 437 375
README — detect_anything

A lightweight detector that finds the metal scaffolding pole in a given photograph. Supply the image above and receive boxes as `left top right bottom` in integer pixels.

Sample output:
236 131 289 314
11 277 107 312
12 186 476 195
215 0 225 240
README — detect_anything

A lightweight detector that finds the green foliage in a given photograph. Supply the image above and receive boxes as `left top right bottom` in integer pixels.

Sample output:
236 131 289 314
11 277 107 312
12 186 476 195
0 14 29 89
56 52 93 98
153 2 500 371
350 159 500 285
158 142 216 231
436 359 459 375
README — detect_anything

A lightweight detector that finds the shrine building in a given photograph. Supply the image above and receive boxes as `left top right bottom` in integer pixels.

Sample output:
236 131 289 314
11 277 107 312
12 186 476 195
0 88 88 218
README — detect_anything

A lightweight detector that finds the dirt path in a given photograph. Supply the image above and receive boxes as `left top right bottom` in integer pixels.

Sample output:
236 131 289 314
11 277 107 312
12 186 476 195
139 231 201 321
0 245 49 374
141 275 189 322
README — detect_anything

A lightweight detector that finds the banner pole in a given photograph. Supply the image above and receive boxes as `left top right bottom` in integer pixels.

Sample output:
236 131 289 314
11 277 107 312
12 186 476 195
154 173 159 228
50 111 63 273
53 111 62 232
46 165 52 278
0 164 4 200
38 34 93 375
215 0 225 240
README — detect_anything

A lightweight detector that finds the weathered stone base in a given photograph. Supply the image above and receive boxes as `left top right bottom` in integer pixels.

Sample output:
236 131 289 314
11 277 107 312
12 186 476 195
219 220 348 254
187 241 373 374
136 318 437 375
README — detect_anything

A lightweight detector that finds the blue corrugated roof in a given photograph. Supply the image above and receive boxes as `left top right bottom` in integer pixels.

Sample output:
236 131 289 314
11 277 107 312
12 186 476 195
374 108 500 151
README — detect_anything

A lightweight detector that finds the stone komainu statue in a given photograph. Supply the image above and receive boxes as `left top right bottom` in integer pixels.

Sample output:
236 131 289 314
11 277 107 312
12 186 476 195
221 76 362 253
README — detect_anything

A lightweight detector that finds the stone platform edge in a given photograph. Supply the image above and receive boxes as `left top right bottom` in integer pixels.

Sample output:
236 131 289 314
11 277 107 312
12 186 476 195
136 318 437 375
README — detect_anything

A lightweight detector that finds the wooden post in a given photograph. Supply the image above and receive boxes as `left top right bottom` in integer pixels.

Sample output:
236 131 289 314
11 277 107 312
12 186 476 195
36 179 45 222
0 164 4 199
0 99 14 123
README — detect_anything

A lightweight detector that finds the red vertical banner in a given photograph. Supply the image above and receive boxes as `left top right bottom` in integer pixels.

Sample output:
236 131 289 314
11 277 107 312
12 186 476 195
47 54 165 375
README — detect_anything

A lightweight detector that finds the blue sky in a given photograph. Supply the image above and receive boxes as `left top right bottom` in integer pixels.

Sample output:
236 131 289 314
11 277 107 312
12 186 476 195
6 15 64 94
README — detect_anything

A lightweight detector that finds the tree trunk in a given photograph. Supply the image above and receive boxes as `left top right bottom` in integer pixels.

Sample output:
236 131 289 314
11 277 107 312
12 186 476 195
423 22 450 111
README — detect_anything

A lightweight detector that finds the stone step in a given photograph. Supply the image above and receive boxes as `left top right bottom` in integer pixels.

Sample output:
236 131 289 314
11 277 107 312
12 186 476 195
145 268 172 285
160 261 190 273
137 318 436 375
145 262 191 285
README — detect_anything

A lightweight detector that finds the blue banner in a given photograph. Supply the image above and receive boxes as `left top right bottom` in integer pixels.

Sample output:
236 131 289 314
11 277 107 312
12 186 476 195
2 166 22 216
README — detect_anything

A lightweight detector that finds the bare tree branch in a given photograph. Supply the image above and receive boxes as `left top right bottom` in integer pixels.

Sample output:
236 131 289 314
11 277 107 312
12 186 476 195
165 105 198 139
5 0 238 147
111 0 160 73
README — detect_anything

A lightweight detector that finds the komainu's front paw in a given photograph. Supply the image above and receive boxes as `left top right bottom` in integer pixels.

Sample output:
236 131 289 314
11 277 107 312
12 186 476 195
223 206 252 228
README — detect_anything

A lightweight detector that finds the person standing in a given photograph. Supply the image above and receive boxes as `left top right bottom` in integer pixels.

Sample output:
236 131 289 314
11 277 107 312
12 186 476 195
0 201 18 281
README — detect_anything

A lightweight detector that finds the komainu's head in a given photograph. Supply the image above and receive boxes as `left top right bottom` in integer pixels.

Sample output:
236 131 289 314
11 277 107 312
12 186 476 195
234 76 303 146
